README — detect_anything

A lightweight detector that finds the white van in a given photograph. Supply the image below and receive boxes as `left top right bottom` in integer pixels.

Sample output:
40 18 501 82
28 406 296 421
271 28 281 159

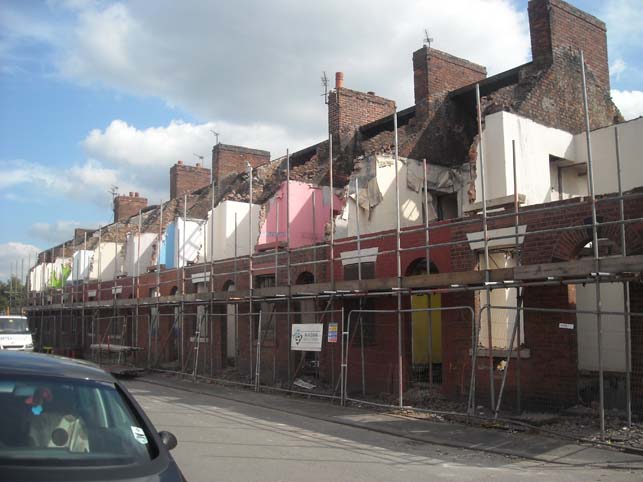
0 315 34 351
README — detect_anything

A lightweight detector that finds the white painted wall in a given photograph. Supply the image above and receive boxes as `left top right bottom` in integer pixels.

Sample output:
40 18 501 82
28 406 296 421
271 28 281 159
72 250 94 282
124 232 158 276
205 200 261 261
174 217 206 267
573 117 643 195
468 111 578 210
576 282 626 372
88 242 125 281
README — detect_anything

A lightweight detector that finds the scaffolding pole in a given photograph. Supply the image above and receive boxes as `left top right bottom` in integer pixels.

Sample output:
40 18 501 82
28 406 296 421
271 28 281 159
581 50 605 438
476 83 495 409
614 126 632 428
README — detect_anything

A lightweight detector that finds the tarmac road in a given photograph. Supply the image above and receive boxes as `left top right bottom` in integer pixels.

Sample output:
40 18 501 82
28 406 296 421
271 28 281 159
125 379 641 482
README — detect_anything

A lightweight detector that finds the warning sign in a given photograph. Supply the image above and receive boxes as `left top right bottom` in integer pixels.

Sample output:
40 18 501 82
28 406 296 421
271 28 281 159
327 322 338 343
291 324 323 351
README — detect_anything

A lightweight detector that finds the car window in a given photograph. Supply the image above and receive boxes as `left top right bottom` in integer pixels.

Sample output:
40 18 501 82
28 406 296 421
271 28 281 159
0 375 159 467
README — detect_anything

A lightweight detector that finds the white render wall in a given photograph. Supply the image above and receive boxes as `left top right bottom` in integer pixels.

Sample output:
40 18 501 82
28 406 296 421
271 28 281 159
468 111 578 210
124 232 158 276
205 200 261 261
573 117 643 195
88 242 125 281
174 217 206 267
339 156 425 238
72 250 94 282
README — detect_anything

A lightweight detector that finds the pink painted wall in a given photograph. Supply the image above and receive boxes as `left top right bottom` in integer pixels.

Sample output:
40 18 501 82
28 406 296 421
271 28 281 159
258 181 341 249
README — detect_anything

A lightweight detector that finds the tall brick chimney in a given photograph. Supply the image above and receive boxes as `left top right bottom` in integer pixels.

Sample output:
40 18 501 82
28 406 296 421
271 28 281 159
170 160 211 199
528 0 609 90
328 72 396 150
114 192 147 223
412 47 486 118
211 144 270 191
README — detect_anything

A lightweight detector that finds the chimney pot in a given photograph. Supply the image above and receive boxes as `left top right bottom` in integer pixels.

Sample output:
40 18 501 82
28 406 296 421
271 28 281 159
178 160 183 165
335 72 344 89
196 162 201 167
129 191 134 197
135 192 139 197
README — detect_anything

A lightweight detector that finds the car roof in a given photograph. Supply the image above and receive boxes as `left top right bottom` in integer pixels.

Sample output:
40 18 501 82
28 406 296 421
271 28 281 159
0 351 115 383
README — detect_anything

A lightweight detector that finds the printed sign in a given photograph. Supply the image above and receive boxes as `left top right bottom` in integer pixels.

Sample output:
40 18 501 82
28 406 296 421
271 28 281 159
291 324 324 351
559 323 575 330
327 323 338 343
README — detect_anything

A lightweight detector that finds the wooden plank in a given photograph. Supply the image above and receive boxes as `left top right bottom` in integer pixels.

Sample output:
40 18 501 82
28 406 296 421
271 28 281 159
465 193 526 213
514 255 643 280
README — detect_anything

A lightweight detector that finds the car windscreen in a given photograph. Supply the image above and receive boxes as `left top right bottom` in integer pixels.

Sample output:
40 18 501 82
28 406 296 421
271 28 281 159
0 375 159 468
0 317 29 334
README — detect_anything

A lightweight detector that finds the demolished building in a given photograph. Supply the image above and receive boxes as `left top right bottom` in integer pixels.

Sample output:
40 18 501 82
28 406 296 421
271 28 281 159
23 0 643 433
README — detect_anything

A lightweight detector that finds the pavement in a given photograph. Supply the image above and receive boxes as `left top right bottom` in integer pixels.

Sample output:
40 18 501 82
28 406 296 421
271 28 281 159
136 372 643 471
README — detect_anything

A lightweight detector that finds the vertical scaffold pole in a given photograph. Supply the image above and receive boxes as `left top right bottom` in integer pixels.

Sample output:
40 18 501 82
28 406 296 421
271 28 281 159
614 126 631 428
394 107 403 409
581 50 604 438
476 83 495 410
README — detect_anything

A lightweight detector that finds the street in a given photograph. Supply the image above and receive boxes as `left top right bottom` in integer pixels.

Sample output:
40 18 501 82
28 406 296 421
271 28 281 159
125 379 640 482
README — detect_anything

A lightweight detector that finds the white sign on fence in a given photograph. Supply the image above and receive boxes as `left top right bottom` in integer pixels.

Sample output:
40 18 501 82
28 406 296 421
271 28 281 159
291 324 323 351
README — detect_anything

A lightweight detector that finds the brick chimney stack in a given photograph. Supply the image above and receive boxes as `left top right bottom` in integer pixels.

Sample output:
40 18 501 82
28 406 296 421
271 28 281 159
327 72 395 150
170 160 211 199
412 47 486 119
211 144 270 192
528 0 609 90
113 192 148 223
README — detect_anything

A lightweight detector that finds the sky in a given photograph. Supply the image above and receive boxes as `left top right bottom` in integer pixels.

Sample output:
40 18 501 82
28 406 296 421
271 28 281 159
1 0 642 281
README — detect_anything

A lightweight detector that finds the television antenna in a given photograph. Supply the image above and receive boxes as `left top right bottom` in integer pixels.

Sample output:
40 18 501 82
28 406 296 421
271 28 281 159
210 130 220 145
423 28 434 48
321 71 329 105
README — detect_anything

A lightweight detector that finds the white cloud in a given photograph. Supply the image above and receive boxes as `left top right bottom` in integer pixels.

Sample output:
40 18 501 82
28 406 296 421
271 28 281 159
612 90 643 120
610 58 626 80
0 158 140 208
82 118 319 201
0 242 41 281
50 0 529 141
28 220 91 245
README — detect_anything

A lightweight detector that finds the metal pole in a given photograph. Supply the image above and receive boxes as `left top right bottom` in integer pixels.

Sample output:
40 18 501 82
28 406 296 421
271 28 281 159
329 134 335 289
275 200 280 285
248 162 254 381
340 306 345 406
312 190 317 283
355 177 362 281
20 258 24 312
423 158 433 386
255 311 262 391
476 83 495 410
614 126 632 427
286 149 292 383
394 107 403 409
581 51 604 438
355 176 366 396
513 140 522 413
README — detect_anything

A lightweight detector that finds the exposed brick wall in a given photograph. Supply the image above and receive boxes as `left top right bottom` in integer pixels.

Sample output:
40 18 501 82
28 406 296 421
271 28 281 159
212 144 270 192
529 0 609 90
482 0 620 134
413 47 487 118
114 192 147 223
170 161 211 199
328 86 395 151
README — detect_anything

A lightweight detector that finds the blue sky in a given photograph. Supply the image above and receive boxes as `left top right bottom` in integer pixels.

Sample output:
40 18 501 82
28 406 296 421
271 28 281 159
0 0 641 280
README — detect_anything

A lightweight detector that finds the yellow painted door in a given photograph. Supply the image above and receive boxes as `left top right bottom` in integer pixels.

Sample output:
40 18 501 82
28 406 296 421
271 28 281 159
411 293 442 364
